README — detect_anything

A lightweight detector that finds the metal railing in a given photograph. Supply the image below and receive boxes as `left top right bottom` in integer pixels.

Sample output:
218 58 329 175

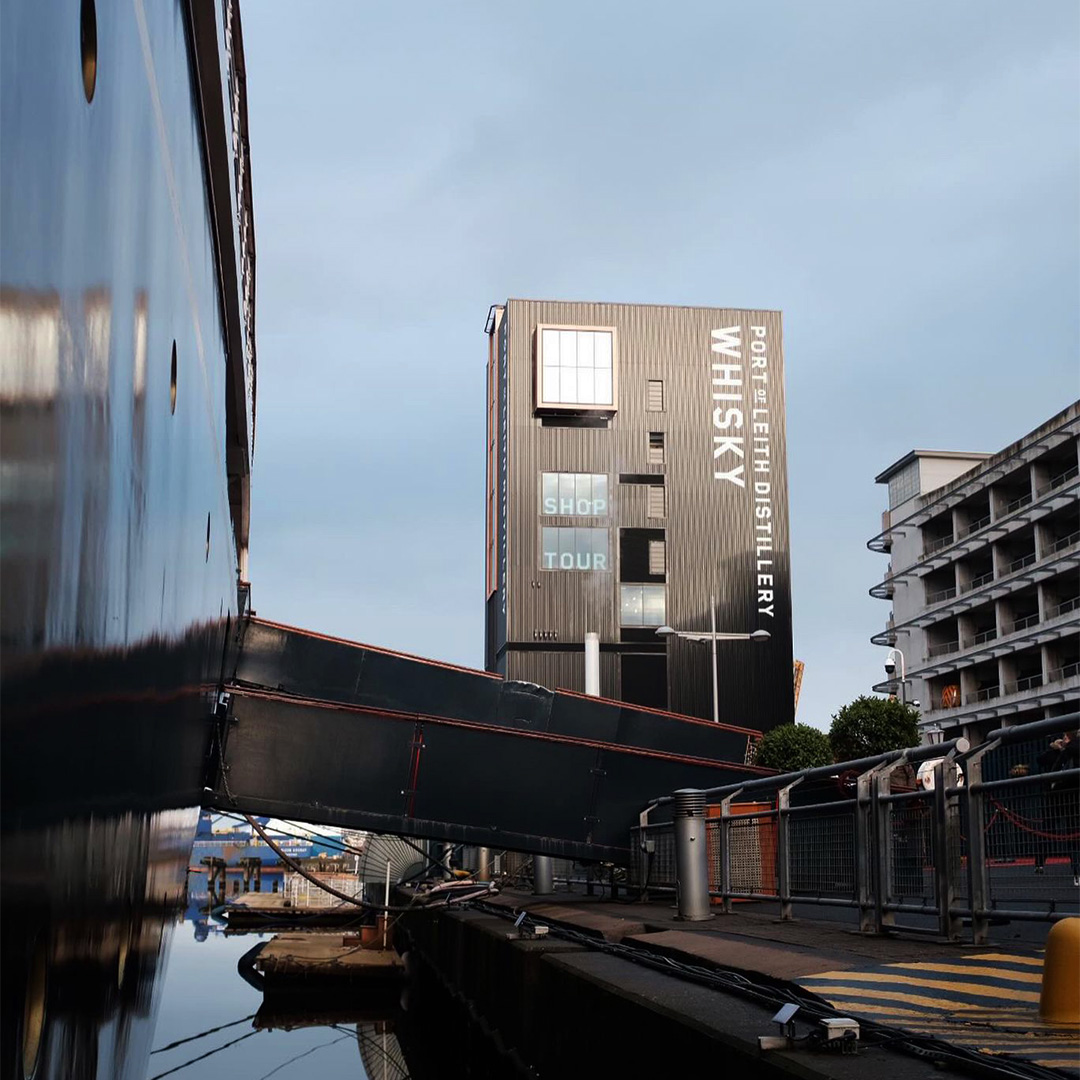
1049 662 1080 683
1040 464 1079 493
957 513 992 539
926 585 957 605
1004 673 1043 694
927 639 960 659
632 713 1080 944
972 685 1000 702
1051 596 1080 618
1051 530 1080 553
959 570 995 595
924 534 955 556
1005 491 1033 514
1008 612 1040 634
1007 551 1037 574
971 627 998 646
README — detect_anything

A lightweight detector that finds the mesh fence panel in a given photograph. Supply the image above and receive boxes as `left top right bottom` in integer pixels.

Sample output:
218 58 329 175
983 776 1080 911
789 812 855 899
887 795 935 905
726 812 778 896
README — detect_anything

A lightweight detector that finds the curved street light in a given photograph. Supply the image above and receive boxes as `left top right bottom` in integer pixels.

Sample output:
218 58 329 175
655 594 770 724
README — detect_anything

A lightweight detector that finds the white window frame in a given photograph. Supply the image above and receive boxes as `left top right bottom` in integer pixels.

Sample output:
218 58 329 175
535 324 618 413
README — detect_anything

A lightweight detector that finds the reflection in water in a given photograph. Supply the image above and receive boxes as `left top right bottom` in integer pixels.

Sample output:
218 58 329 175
0 809 195 1080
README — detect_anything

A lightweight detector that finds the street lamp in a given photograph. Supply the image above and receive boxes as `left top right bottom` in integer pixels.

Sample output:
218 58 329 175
656 594 771 724
884 646 908 705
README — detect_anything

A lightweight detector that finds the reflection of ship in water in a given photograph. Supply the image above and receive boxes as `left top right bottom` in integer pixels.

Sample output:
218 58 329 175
190 812 358 866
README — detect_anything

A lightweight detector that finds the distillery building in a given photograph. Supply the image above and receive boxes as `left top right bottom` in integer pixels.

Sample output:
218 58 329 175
868 403 1079 745
483 298 794 731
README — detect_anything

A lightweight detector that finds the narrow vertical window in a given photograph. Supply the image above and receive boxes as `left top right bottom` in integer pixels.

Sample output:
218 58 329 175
648 539 666 576
647 380 664 412
647 485 666 518
648 431 665 464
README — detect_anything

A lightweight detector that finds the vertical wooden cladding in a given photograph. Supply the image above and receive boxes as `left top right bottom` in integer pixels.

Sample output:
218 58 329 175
493 299 794 732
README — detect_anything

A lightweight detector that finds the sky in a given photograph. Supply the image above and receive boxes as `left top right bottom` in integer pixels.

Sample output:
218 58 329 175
241 1 1079 732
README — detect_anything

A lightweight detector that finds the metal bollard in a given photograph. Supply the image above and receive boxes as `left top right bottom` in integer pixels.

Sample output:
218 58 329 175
674 789 712 920
477 846 491 881
533 854 554 895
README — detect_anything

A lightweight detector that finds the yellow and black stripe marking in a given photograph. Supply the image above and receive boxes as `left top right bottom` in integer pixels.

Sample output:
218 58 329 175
799 952 1078 1071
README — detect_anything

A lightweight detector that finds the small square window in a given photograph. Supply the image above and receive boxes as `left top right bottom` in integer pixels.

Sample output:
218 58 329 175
537 326 616 410
648 432 665 465
647 380 664 412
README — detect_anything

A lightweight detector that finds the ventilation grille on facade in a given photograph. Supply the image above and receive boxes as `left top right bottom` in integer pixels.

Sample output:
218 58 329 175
647 380 664 412
647 485 666 518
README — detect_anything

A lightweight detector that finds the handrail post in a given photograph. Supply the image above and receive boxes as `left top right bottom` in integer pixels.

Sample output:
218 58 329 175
719 788 742 914
776 779 802 921
964 741 997 945
854 765 878 933
933 756 962 941
873 768 894 934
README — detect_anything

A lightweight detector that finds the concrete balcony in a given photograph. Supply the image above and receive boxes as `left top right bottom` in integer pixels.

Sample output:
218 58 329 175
920 668 1080 732
910 603 1079 680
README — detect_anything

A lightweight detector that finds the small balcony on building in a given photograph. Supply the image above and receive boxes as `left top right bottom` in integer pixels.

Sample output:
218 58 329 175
956 550 995 596
925 616 960 660
1041 500 1080 558
1035 439 1079 498
1000 586 1040 637
870 563 897 600
954 490 993 541
921 509 954 558
966 659 1001 705
923 566 956 607
1046 633 1080 688
962 603 999 650
995 526 1037 579
870 611 897 647
991 465 1034 521
1001 646 1044 697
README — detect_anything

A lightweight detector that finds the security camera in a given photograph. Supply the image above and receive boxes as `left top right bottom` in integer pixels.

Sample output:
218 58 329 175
884 661 896 676
911 700 921 709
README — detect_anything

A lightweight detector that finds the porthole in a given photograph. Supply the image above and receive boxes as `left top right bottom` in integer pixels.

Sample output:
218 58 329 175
205 513 211 562
21 939 47 1079
80 0 97 103
169 341 177 414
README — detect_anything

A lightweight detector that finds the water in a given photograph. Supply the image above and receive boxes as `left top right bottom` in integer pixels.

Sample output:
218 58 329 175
147 928 389 1080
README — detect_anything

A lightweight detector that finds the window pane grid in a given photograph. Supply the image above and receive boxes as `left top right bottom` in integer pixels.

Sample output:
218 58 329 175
620 584 666 626
541 473 609 517
538 328 614 407
542 526 609 571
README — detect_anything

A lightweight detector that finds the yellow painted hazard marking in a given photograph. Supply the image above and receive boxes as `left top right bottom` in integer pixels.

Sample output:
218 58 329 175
797 950 1079 1071
890 962 1043 984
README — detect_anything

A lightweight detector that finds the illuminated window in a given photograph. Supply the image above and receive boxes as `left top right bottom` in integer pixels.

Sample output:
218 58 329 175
537 326 615 409
541 473 608 517
620 584 666 626
541 527 609 571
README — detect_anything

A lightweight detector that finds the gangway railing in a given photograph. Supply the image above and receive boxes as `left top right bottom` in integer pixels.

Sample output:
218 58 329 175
633 712 1079 944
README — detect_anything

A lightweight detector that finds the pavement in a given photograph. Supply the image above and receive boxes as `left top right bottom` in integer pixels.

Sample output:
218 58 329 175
487 889 1080 1075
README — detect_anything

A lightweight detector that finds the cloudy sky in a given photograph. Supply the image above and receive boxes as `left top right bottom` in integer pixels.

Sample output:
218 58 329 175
241 1 1078 731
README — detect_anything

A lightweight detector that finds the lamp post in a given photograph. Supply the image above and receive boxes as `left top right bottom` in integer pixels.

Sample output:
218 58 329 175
884 646 907 705
655 594 770 724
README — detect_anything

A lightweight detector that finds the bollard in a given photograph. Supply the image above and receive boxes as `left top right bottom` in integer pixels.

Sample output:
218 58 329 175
1040 918 1080 1024
674 789 712 921
533 855 554 896
477 846 491 881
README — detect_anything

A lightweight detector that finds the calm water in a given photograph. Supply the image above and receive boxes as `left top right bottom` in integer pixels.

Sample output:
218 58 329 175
146 926 390 1080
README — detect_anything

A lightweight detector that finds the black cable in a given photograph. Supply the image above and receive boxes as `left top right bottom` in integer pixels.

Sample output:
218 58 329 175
150 1013 256 1054
467 901 1065 1080
250 1032 354 1080
146 1029 259 1080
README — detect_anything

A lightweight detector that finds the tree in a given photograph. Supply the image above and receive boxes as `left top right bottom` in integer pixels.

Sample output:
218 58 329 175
828 695 920 763
755 723 833 773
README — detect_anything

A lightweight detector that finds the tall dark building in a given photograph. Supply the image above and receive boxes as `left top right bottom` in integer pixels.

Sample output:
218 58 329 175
484 299 794 731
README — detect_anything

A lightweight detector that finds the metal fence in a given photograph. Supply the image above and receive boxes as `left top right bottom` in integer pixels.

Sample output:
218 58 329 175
630 713 1079 943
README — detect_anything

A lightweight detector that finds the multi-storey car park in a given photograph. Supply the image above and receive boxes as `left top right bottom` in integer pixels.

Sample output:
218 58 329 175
868 402 1080 745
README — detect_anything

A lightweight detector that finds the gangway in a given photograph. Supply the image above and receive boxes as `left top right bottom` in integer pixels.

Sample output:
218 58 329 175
204 618 768 863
